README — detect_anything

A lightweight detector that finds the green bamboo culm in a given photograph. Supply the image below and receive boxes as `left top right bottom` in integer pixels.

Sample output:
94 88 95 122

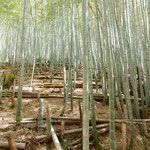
16 0 28 127
82 0 89 149
60 0 68 116
103 0 116 149
38 99 44 131
88 24 103 150
46 104 51 142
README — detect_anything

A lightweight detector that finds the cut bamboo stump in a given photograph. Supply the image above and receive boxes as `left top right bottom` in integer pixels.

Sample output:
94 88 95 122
0 85 2 104
50 75 53 83
78 101 82 125
46 104 52 142
61 121 65 140
7 134 17 150
143 121 148 137
11 78 16 106
38 99 44 131
116 97 123 118
37 92 41 101
122 123 127 150
123 104 128 119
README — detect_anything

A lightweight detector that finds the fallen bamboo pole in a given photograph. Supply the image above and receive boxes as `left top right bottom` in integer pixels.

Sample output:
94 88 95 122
2 91 104 100
9 119 81 125
71 127 109 146
9 117 150 124
63 124 109 135
0 142 25 149
48 117 150 123
12 124 109 142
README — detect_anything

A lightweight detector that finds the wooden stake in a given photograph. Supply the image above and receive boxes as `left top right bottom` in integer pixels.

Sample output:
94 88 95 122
46 104 52 142
61 120 65 140
32 86 35 92
116 97 123 118
78 101 82 125
37 92 41 101
10 92 15 108
123 104 128 119
0 85 2 104
37 99 44 131
13 79 16 88
7 134 17 150
50 75 53 83
122 123 127 150
10 79 16 108
143 121 148 136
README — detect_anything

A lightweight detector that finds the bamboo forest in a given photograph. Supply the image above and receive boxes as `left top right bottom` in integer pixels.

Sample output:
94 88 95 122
0 0 150 150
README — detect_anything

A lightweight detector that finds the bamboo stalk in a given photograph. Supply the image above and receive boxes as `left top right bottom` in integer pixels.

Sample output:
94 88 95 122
46 104 51 142
16 0 28 126
51 125 62 150
37 99 44 131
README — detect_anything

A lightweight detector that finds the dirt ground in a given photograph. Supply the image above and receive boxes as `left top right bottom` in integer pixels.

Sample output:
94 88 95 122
0 65 150 150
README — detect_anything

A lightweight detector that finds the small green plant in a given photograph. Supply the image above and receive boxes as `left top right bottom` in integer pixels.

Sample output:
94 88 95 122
63 139 71 150
3 74 17 89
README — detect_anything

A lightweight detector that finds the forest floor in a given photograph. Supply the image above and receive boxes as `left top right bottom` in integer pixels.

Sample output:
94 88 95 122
0 64 150 150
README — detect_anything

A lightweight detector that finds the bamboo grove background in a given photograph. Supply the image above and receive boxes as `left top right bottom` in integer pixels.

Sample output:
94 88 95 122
0 0 150 149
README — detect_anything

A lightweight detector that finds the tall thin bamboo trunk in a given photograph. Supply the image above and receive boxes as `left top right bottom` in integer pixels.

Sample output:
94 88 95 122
82 0 89 149
16 0 28 126
103 0 116 149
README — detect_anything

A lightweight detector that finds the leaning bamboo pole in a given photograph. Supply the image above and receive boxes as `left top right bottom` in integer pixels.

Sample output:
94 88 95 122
51 125 62 150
